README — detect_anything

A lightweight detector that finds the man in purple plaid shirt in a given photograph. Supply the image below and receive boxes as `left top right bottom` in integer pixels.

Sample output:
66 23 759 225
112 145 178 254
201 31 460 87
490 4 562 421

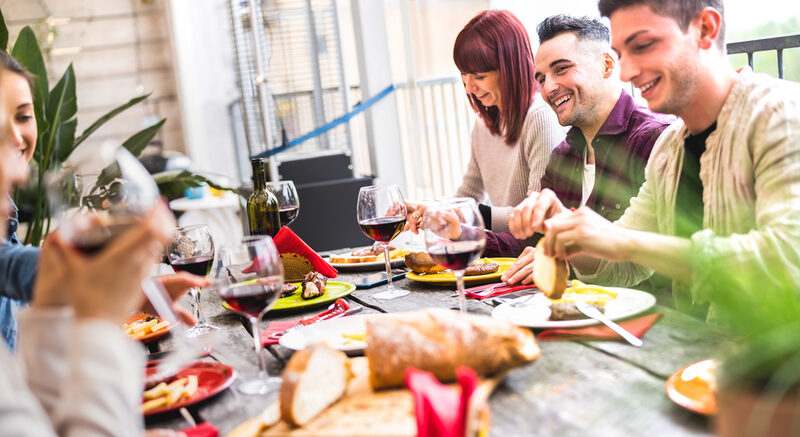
492 15 672 283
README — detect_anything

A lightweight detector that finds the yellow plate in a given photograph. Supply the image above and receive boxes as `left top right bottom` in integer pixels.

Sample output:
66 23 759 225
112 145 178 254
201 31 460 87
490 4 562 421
222 281 356 313
405 258 515 286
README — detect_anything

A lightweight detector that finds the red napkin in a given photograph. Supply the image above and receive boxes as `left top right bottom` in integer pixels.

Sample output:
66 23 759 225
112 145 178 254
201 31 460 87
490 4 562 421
273 227 338 278
180 422 218 437
538 313 663 341
260 299 351 345
405 366 479 437
462 282 536 300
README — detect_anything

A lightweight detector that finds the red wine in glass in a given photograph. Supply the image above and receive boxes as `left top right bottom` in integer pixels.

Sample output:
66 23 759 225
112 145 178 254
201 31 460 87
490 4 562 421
219 281 282 318
171 255 214 277
428 242 483 270
72 221 137 255
279 206 299 227
359 217 406 243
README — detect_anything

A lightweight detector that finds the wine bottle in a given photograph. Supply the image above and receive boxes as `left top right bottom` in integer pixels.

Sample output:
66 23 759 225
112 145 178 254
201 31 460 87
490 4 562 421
247 158 281 236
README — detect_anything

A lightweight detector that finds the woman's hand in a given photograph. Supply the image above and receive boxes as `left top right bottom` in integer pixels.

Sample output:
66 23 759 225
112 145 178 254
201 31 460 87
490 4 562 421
140 272 211 326
508 189 568 239
403 202 427 234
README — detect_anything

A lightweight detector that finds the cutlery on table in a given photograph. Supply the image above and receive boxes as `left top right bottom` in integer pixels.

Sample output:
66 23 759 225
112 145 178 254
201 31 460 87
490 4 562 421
268 304 363 340
575 300 643 347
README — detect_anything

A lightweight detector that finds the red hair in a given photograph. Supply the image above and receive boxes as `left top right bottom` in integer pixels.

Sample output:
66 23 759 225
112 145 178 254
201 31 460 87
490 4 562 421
453 10 538 145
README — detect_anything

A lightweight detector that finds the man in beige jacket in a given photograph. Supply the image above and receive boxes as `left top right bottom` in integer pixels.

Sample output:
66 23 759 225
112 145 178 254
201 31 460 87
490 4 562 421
508 0 800 319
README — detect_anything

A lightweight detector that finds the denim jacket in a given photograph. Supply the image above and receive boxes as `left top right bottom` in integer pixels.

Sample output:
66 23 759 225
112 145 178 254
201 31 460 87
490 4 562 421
0 198 40 349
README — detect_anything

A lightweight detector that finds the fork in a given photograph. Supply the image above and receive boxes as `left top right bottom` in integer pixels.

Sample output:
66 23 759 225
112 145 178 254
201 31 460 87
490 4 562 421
575 300 643 347
452 282 505 298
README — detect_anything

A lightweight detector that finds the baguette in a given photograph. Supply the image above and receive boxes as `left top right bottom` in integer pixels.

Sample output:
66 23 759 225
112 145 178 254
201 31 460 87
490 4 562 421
533 240 569 299
280 343 353 426
365 309 540 389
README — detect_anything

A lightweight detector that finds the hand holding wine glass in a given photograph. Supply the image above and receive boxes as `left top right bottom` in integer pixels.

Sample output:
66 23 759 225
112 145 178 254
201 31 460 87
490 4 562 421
265 180 300 227
167 224 219 337
357 185 408 300
215 236 284 395
422 198 486 313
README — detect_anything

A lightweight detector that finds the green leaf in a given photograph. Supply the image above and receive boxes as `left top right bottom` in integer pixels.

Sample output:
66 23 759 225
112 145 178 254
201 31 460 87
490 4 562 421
153 170 240 199
122 118 166 157
92 119 167 189
0 8 9 51
54 119 78 163
11 27 48 115
73 93 150 147
47 64 77 123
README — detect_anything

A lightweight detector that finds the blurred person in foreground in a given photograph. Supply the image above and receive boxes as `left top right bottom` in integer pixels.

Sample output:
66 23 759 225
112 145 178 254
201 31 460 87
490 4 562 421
508 0 800 320
493 14 671 278
0 72 189 436
405 9 564 255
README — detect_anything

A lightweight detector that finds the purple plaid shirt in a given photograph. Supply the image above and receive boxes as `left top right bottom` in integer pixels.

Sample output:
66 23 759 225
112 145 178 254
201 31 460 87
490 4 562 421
485 91 673 257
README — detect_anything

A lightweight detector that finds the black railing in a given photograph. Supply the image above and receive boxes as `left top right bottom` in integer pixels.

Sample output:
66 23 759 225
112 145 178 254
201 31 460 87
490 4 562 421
727 34 800 79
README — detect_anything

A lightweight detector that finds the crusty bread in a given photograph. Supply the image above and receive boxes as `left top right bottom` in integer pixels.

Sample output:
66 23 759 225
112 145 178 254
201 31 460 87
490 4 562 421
533 240 569 299
365 309 540 389
464 261 499 276
404 252 446 274
280 343 353 426
281 253 314 282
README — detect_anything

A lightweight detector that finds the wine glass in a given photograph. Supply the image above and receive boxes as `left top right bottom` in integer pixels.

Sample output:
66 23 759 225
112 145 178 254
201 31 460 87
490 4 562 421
48 145 159 253
422 198 486 313
356 185 408 300
167 224 219 337
265 180 300 227
215 236 284 395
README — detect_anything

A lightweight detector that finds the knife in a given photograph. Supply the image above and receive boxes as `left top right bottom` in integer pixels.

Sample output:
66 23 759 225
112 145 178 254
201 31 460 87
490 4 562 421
268 305 363 340
575 300 643 347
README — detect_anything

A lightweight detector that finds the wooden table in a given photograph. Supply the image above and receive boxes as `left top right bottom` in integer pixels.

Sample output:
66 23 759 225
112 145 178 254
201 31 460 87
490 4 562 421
145 265 728 436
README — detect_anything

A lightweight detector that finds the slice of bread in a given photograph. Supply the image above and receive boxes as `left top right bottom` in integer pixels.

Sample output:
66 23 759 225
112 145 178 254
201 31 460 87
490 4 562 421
280 343 353 426
533 240 570 299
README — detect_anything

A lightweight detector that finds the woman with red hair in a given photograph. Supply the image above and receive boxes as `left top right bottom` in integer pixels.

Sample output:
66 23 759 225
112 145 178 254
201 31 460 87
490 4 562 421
452 10 564 236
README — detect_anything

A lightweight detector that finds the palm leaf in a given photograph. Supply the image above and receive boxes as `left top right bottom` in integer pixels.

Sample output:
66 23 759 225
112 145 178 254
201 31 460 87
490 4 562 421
154 170 240 199
10 27 48 115
0 8 9 51
123 118 166 157
73 94 150 147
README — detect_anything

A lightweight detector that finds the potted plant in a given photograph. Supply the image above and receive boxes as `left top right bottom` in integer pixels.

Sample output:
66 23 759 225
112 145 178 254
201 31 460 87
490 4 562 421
712 271 800 436
0 8 233 246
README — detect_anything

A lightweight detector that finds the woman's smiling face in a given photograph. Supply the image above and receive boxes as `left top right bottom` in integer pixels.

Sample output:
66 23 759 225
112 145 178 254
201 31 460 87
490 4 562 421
1 71 37 164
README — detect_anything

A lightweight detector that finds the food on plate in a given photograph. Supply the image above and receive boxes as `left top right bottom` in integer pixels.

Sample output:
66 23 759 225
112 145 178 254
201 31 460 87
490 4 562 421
281 283 299 298
301 272 327 300
404 252 445 274
141 375 199 413
329 246 413 264
123 314 170 341
365 308 540 389
280 343 354 426
281 253 314 282
550 302 605 320
533 240 570 299
545 281 618 321
405 252 500 276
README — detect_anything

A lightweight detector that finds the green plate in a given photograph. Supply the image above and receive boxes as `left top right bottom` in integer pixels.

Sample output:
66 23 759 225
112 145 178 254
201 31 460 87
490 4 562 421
221 281 356 313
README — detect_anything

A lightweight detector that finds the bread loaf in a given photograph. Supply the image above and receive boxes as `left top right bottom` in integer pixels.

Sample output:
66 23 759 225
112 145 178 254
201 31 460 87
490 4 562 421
281 253 314 282
280 343 353 426
533 240 569 299
404 252 445 274
365 309 540 389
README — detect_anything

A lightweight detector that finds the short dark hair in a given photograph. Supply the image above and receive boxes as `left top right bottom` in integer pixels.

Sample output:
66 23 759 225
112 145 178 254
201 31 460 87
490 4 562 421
536 15 610 45
598 0 725 48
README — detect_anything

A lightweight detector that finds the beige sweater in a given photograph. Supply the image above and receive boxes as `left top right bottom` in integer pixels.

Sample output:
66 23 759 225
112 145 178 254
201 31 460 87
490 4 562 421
576 68 800 318
456 94 565 231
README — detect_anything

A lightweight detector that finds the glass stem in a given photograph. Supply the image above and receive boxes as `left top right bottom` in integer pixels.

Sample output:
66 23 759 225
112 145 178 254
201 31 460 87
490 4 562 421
190 287 207 326
250 317 268 378
383 243 393 286
455 270 467 313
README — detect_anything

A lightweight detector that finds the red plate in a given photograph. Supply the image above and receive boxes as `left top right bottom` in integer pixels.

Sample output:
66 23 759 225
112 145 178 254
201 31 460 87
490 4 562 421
124 313 175 344
143 361 237 416
665 359 718 415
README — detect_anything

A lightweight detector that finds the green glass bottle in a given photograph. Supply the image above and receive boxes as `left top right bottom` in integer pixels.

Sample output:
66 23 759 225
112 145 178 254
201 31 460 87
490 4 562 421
247 158 281 236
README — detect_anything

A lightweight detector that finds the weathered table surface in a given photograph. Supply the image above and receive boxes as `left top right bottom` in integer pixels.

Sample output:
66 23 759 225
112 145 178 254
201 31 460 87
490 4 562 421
145 261 728 436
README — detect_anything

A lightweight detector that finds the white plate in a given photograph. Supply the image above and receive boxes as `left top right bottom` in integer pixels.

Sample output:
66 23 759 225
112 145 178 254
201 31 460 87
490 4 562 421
279 315 371 355
491 287 657 329
326 248 407 271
